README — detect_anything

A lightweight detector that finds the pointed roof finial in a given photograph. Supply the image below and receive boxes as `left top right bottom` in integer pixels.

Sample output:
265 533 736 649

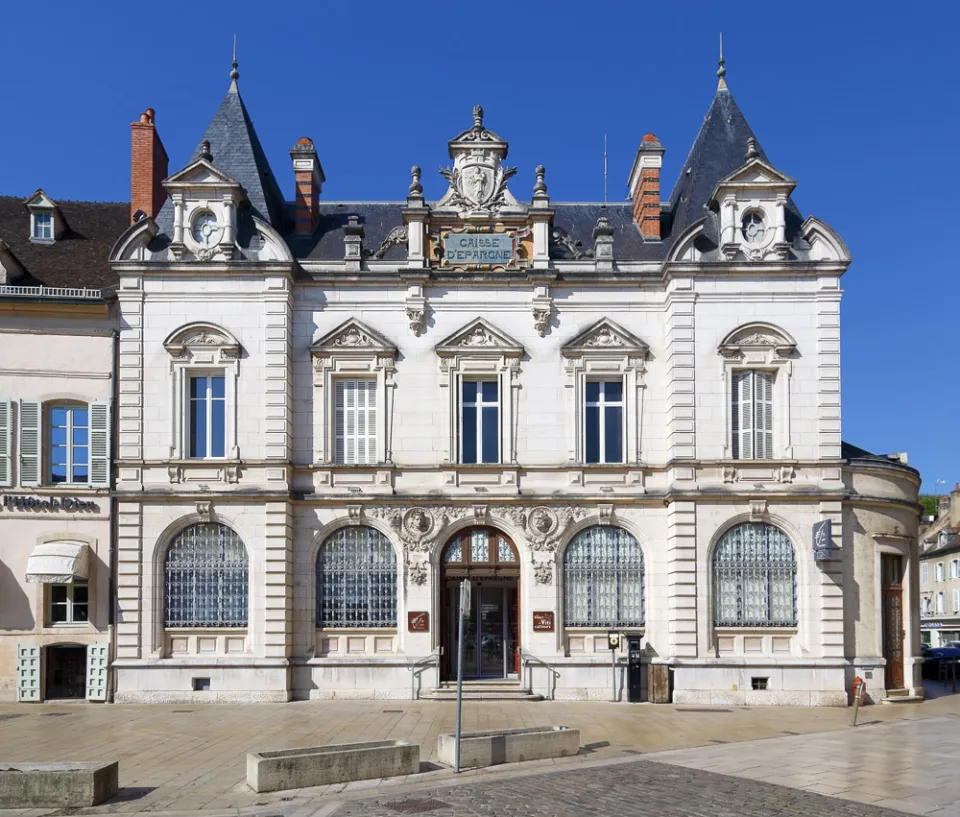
230 35 240 85
472 104 484 129
717 32 728 90
745 136 759 161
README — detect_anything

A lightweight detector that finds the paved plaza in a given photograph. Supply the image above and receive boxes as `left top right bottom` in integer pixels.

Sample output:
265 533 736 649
0 694 957 816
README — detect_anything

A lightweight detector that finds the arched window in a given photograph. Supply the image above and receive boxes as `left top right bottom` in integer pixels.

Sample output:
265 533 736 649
164 522 248 627
714 522 796 627
317 526 397 628
563 526 644 627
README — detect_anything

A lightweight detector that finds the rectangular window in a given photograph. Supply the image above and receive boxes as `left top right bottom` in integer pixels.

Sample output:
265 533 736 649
922 563 929 584
952 561 958 580
937 591 946 614
50 406 89 484
188 375 226 458
32 212 52 240
49 583 89 624
334 379 377 465
460 379 499 464
937 562 945 582
584 380 623 464
732 370 774 460
953 589 960 613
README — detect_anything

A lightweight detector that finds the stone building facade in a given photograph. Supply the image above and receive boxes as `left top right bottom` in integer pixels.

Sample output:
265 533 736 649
2 58 919 706
0 192 129 702
919 485 960 646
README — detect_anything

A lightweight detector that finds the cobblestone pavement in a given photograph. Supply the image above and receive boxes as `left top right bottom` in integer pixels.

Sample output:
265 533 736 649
330 759 914 817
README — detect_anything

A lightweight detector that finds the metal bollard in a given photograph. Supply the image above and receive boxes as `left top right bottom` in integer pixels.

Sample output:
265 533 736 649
851 678 866 727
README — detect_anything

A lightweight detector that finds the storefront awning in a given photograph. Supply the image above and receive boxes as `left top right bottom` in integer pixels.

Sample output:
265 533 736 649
25 543 90 584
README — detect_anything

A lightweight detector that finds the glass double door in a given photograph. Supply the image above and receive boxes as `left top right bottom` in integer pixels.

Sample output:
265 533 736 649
446 583 518 679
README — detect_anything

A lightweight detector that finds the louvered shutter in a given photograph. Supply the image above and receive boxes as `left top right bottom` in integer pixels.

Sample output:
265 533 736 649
754 372 774 460
359 380 377 465
89 401 111 487
86 642 109 701
732 372 753 460
334 381 346 464
19 399 41 486
0 399 11 487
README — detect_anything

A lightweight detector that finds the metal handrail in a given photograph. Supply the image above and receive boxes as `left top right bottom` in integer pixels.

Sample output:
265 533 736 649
407 651 440 700
518 647 561 701
0 285 102 299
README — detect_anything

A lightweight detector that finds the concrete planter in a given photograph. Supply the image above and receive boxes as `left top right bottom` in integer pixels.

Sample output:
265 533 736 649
437 725 580 769
0 762 119 807
247 740 419 793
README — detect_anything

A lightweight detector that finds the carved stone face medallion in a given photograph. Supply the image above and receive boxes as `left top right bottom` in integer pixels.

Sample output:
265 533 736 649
530 507 557 536
403 508 434 538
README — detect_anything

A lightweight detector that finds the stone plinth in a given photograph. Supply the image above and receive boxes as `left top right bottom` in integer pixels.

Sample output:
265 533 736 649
0 761 119 807
437 725 580 769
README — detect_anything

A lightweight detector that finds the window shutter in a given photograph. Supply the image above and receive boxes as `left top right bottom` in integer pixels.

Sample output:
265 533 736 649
89 401 111 487
0 399 11 487
86 642 109 701
360 380 377 465
18 399 41 487
16 644 41 702
344 381 357 465
334 381 346 464
733 372 753 460
755 371 774 459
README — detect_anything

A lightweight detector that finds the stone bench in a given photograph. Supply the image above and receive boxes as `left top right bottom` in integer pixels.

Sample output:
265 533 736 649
247 740 419 793
437 725 580 769
0 761 119 807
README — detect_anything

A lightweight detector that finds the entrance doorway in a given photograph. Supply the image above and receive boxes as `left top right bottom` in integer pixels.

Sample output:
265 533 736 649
441 527 520 680
45 645 86 699
881 554 905 690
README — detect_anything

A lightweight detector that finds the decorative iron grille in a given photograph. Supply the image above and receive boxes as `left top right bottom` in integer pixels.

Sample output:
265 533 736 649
563 526 644 627
714 522 796 627
164 523 248 627
317 526 397 627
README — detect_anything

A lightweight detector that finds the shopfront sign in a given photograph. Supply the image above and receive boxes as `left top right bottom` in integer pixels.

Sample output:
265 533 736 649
813 520 833 561
407 611 429 633
442 232 514 267
1 494 99 512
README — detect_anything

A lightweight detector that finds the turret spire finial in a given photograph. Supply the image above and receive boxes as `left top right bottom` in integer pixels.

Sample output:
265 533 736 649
230 35 240 84
717 32 728 90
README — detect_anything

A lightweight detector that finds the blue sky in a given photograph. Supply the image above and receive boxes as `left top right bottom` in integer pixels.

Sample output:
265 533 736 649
0 1 956 491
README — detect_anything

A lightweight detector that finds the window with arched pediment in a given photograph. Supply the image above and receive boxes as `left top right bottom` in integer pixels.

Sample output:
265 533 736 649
563 526 644 627
714 522 796 627
164 523 248 627
316 526 397 628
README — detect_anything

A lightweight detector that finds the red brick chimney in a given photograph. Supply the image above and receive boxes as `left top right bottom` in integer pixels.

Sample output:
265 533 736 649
130 108 169 222
627 133 665 240
290 137 325 234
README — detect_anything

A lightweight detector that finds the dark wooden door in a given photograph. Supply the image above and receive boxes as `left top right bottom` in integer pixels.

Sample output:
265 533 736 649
45 646 86 699
881 554 905 690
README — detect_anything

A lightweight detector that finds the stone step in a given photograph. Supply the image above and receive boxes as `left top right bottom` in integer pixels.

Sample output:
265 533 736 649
880 694 924 704
423 684 543 701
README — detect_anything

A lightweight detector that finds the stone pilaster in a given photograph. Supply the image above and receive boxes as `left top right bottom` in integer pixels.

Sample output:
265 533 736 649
667 500 698 657
263 501 293 659
818 499 845 658
263 277 292 467
117 278 144 468
664 284 696 460
816 284 842 460
115 501 143 659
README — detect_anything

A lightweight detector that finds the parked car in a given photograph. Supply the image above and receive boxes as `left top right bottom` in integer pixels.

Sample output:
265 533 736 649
922 646 960 680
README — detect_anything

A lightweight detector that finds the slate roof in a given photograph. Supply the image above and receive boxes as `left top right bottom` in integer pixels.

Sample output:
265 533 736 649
155 79 286 236
0 195 128 291
664 85 802 241
842 441 919 476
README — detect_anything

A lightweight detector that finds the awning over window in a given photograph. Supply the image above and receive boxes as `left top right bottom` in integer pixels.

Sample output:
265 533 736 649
25 543 90 584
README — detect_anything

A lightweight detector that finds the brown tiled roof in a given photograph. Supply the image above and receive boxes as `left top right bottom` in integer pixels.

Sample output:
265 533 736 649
0 195 129 292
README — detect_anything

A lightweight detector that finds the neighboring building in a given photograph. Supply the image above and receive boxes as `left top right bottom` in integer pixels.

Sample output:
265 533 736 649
919 484 960 646
99 54 922 707
0 189 130 701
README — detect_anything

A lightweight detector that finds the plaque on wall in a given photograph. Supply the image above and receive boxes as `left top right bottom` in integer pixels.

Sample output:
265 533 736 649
407 611 429 633
532 611 554 632
442 232 514 266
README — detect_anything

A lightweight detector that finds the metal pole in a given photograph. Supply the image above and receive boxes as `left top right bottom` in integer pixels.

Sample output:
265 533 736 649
454 580 466 774
851 679 864 727
611 645 617 702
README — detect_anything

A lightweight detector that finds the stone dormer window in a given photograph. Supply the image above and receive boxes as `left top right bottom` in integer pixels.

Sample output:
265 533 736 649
23 190 62 245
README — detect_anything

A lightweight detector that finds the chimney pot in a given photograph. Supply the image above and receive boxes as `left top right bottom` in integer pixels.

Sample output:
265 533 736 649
130 106 169 223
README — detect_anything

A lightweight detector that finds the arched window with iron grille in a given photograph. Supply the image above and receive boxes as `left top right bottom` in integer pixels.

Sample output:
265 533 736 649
164 522 248 627
714 522 797 627
563 526 644 627
316 526 397 628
